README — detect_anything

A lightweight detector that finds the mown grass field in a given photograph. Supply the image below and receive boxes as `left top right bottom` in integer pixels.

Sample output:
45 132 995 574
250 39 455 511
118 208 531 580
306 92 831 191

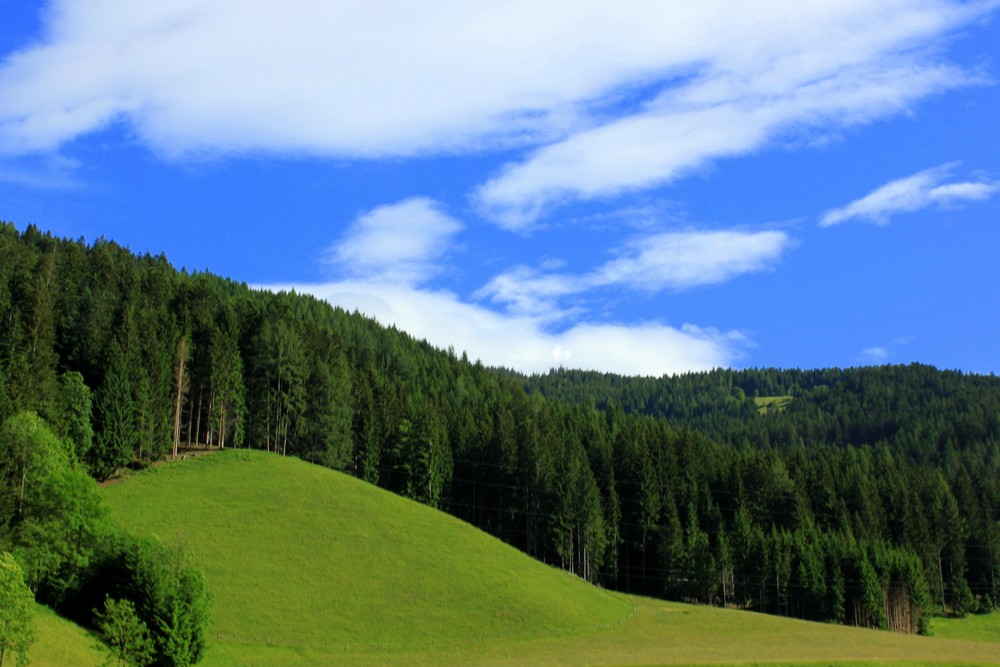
87 449 1000 666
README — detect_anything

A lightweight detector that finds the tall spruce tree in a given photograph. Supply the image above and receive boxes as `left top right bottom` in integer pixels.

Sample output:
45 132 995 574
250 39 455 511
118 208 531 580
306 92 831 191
91 343 137 480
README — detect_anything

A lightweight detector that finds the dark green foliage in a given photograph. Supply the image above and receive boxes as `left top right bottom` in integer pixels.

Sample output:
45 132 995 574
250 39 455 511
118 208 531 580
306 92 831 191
3 222 1000 633
90 344 137 481
128 540 211 667
94 596 154 667
51 371 94 463
71 535 211 667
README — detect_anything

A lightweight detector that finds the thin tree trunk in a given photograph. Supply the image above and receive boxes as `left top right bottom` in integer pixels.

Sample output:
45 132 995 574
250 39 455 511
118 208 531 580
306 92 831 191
282 410 289 456
939 551 946 612
206 389 216 449
272 374 283 454
187 387 196 448
220 410 227 449
194 392 203 449
172 336 187 458
18 462 27 520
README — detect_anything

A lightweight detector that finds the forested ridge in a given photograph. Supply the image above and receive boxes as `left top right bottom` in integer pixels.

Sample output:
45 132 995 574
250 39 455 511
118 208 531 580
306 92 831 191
3 222 999 637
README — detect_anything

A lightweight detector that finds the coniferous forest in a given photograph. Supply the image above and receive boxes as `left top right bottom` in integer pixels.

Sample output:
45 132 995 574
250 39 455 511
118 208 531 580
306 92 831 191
3 223 999 636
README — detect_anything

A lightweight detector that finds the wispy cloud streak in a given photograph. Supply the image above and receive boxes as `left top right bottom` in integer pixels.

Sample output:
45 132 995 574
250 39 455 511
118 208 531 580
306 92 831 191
820 163 1000 226
479 229 791 317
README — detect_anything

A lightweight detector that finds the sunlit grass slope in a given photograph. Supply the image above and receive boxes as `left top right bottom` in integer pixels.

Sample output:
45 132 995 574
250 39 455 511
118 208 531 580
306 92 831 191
29 603 105 666
102 450 1000 666
102 450 632 663
929 611 1000 643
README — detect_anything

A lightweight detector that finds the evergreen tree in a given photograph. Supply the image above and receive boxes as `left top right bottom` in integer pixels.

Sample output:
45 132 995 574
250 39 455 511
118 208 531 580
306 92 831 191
50 371 94 463
91 344 137 481
94 596 154 667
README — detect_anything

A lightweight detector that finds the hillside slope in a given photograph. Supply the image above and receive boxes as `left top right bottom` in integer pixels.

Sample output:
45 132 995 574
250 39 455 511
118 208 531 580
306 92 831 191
28 604 105 666
101 450 632 663
100 450 1000 666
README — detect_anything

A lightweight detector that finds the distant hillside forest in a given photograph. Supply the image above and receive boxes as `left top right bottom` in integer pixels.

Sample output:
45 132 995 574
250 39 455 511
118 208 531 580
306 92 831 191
3 223 999 633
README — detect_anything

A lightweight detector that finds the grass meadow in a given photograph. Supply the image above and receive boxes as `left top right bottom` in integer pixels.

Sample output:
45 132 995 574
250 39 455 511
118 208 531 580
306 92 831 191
754 395 794 414
928 611 1000 644
29 603 104 666
29 449 1000 666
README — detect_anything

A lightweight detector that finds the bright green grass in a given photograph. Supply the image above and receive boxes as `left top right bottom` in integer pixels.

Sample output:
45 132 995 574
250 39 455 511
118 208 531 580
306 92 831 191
102 450 1000 666
29 603 105 667
755 395 794 414
102 450 631 661
927 611 1000 643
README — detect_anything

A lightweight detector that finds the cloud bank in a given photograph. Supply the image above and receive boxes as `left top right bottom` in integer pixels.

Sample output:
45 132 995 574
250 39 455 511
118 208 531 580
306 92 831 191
0 1 994 227
820 163 1000 226
4 1 995 375
269 202 773 376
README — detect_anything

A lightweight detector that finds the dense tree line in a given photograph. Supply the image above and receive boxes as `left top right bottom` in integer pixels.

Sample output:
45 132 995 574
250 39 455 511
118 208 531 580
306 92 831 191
519 365 1000 466
0 411 210 666
3 222 999 634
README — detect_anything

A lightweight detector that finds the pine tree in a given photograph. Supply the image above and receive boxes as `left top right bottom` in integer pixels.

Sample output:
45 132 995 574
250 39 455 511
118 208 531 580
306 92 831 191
91 343 137 480
94 597 154 667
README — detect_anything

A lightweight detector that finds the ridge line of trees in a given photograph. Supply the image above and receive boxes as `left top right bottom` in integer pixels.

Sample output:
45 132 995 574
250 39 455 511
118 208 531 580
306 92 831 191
3 222 999 634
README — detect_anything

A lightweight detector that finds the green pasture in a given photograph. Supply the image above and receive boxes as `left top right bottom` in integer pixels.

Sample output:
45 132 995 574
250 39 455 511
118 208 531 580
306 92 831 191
928 611 1000 643
29 603 104 666
755 395 794 414
86 449 1000 666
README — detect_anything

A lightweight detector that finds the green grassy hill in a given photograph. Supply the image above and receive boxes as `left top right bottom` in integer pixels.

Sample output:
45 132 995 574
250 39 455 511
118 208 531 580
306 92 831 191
928 611 1000 643
99 450 1000 666
29 603 105 666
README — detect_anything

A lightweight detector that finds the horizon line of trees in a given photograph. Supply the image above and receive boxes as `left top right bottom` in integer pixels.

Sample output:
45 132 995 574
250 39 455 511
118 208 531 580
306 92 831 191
3 222 999 634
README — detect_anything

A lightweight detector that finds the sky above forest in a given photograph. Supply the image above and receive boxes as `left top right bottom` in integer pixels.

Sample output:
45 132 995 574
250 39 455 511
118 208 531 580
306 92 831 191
2 1 999 376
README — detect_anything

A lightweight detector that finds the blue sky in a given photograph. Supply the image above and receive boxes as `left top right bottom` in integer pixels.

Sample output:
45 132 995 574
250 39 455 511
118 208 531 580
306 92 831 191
2 1 999 376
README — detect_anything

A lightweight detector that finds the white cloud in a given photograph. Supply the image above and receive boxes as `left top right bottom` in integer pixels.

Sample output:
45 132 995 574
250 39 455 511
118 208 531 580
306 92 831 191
472 2 995 228
592 230 790 292
313 206 772 374
820 163 1000 226
328 198 461 285
0 2 991 176
260 280 745 376
474 266 582 319
859 336 914 365
861 346 890 363
479 229 791 316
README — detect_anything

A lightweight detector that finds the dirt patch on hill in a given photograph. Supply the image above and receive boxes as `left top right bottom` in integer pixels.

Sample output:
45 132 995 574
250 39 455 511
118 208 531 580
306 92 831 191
99 445 222 487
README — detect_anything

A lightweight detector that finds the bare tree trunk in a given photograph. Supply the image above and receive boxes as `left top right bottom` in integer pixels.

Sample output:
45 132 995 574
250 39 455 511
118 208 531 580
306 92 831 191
172 336 187 458
272 374 283 454
187 387 196 448
281 410 288 456
939 551 947 612
220 410 227 449
206 389 216 449
194 393 203 450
